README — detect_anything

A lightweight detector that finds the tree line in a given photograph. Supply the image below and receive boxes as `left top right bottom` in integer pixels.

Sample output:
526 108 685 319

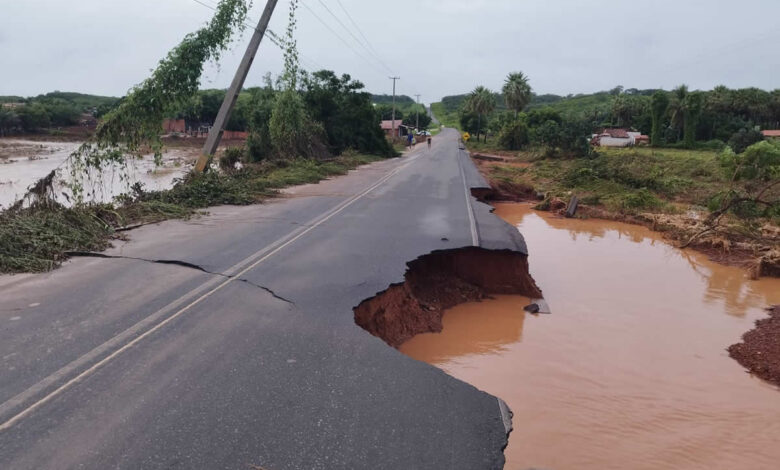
0 92 119 135
451 78 780 156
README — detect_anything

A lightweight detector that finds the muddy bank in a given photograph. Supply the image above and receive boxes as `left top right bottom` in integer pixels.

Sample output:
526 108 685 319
470 155 780 278
354 247 542 348
729 305 780 387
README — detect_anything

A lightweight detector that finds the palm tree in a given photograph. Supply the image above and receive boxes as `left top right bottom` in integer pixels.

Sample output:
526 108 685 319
465 86 496 142
669 85 703 148
503 72 532 118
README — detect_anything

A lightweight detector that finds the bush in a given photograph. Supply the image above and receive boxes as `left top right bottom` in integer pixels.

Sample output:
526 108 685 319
728 128 764 154
498 120 529 150
220 147 245 171
605 188 663 212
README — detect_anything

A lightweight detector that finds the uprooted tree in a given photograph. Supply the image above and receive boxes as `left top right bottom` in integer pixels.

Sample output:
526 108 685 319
682 139 780 248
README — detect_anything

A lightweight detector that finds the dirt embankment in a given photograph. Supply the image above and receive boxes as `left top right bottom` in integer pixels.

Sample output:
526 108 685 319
354 247 542 348
729 306 780 387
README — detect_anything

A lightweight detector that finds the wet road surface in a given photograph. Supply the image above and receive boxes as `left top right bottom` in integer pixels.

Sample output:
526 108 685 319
0 129 524 469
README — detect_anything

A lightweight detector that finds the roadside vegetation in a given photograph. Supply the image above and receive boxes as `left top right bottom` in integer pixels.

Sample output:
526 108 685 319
0 0 396 274
453 72 779 276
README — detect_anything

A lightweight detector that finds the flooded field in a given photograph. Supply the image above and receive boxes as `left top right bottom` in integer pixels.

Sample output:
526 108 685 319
0 139 194 209
401 203 780 470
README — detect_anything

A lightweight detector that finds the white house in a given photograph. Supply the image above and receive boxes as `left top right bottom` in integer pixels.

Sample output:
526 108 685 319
591 129 648 147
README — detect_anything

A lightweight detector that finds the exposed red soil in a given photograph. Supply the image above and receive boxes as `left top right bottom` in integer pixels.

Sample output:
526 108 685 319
354 248 543 348
728 306 780 387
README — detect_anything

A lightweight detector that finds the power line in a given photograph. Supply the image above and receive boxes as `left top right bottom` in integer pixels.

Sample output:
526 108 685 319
334 0 381 58
298 1 387 77
315 0 394 75
189 0 324 71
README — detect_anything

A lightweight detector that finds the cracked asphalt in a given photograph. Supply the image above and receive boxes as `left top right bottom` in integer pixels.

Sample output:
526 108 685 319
0 129 531 469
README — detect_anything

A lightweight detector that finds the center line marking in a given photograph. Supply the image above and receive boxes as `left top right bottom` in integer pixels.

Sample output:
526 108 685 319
0 153 422 432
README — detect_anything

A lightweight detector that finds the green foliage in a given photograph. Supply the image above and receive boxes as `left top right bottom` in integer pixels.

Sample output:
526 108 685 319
503 72 532 116
604 188 663 212
728 128 765 154
375 104 402 121
18 103 51 131
247 87 277 162
267 0 327 160
498 118 530 150
303 70 394 156
0 205 115 272
220 147 245 170
270 89 313 159
463 86 497 142
430 102 459 129
651 90 670 147
68 0 250 197
713 140 780 219
0 154 381 274
402 107 432 130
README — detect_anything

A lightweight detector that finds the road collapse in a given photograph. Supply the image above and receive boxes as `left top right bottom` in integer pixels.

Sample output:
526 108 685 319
354 247 542 348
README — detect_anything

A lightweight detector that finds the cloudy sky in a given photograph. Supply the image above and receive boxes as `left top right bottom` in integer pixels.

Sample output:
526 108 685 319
2 0 778 103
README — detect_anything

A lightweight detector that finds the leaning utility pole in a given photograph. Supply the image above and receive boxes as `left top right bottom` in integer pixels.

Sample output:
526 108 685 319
389 76 400 141
194 0 279 173
414 94 421 130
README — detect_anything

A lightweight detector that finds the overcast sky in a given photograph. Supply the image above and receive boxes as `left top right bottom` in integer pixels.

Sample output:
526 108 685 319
2 0 779 103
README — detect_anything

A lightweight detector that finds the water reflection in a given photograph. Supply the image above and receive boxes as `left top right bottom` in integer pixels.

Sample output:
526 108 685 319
401 296 528 363
496 203 778 318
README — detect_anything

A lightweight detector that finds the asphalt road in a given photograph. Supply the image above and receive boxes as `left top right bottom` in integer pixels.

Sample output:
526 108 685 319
0 129 532 469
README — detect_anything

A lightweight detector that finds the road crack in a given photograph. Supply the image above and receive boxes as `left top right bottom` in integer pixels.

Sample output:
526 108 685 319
65 251 295 305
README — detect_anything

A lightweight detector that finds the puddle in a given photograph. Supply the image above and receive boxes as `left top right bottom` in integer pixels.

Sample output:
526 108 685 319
0 139 194 209
401 203 780 470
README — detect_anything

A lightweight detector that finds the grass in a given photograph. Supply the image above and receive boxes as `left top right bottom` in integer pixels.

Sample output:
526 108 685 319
473 145 726 213
0 153 382 274
430 102 460 130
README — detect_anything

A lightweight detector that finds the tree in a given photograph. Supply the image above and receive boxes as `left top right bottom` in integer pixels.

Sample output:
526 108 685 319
650 91 669 146
375 105 402 121
668 85 703 148
68 0 251 192
268 0 325 160
711 140 780 221
302 70 393 156
18 103 51 131
402 106 431 130
728 128 765 154
0 108 20 136
498 116 529 150
503 72 532 118
463 86 496 142
247 86 276 162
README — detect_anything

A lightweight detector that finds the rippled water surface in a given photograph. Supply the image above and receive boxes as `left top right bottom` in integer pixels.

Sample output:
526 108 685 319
401 203 780 470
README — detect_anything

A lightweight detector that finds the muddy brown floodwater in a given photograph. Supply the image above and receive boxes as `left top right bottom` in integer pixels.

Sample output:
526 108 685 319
0 139 193 209
401 203 780 470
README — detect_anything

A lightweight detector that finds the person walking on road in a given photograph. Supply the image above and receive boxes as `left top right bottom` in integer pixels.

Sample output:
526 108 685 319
407 132 414 149
427 136 432 149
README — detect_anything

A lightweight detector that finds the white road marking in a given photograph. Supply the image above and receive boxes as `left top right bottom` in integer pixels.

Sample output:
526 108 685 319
0 155 421 432
458 149 480 246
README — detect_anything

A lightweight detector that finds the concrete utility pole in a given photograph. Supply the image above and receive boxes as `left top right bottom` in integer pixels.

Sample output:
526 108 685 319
194 0 279 173
389 76 400 141
414 94 421 130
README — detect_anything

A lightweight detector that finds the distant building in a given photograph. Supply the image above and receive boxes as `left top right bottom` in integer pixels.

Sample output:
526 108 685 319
380 120 405 138
162 118 186 134
761 130 780 140
591 128 649 147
